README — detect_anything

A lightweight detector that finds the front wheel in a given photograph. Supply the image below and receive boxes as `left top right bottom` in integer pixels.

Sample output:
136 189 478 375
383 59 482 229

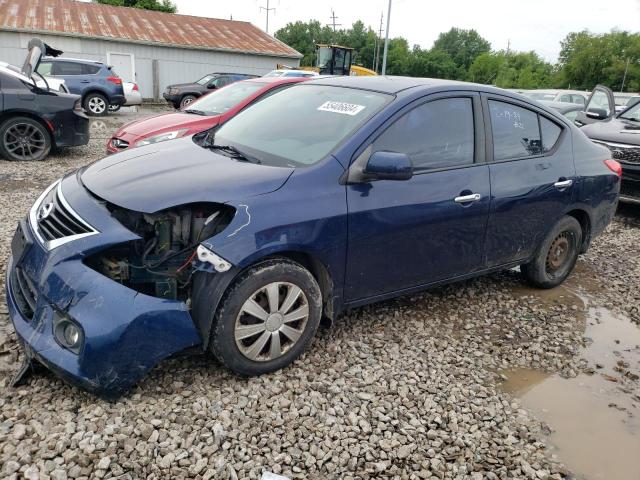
0 117 51 161
521 216 582 289
83 92 109 116
179 95 197 109
209 259 322 376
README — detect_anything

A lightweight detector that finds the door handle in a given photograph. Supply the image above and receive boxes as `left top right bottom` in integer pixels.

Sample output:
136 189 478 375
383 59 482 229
553 179 573 189
454 193 482 204
81 80 90 83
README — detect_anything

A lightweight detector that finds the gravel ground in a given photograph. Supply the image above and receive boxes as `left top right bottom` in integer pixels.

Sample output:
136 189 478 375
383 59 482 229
0 111 638 479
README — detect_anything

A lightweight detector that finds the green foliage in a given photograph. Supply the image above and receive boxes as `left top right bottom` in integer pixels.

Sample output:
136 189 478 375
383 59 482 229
93 0 176 14
274 20 640 91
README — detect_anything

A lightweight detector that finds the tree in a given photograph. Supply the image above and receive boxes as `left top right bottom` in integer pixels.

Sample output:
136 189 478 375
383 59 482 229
93 0 177 14
432 28 491 74
275 21 334 67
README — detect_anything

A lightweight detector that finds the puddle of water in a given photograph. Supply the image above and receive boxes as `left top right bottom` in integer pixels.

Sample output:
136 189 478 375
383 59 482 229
500 306 640 480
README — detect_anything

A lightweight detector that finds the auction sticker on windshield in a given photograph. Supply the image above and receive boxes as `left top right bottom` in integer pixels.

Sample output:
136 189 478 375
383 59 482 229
317 101 366 116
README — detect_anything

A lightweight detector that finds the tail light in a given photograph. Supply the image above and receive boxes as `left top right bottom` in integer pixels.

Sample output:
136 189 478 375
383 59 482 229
132 83 139 91
604 159 622 177
107 76 122 85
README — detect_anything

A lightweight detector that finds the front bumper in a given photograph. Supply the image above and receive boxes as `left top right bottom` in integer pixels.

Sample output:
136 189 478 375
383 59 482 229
620 162 640 204
5 174 203 398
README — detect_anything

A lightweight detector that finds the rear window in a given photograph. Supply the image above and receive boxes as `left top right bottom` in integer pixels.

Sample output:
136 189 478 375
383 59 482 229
53 61 84 75
188 81 265 115
489 100 563 160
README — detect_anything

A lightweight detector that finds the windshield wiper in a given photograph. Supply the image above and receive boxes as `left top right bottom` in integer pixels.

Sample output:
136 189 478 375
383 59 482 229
208 144 261 164
620 115 639 122
184 109 207 116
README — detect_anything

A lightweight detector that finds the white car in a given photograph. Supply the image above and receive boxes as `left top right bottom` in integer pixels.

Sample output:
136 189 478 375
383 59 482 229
0 61 68 93
263 69 319 78
521 89 589 106
109 82 142 112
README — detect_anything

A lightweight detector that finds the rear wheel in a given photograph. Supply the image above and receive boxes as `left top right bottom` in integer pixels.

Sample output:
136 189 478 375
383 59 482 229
0 117 51 161
210 259 322 376
108 104 121 112
83 92 109 116
521 216 582 289
179 94 197 109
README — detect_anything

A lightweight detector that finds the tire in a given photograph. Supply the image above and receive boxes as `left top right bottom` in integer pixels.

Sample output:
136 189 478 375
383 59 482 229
210 259 322 376
179 94 197 109
0 116 51 161
108 104 121 112
521 216 582 289
83 92 109 116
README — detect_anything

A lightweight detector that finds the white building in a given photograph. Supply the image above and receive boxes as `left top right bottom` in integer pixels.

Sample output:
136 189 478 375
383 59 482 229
0 0 301 99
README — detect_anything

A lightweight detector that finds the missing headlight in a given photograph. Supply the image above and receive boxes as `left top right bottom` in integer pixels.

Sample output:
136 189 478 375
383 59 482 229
85 203 234 301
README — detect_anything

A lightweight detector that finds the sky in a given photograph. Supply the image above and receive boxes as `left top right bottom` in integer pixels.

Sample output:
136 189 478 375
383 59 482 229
172 0 640 62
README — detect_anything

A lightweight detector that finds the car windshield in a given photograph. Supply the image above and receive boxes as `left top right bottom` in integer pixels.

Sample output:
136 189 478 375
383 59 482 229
263 71 284 77
619 102 640 121
524 92 557 101
209 84 392 167
196 74 215 85
187 81 265 115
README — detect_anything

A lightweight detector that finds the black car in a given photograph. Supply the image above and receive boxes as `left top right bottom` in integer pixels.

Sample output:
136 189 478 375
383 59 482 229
0 39 89 161
163 73 258 109
580 86 640 204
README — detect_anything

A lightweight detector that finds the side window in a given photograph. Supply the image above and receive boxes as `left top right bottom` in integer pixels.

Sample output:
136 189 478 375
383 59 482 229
55 62 84 75
572 95 586 106
373 97 475 170
563 110 579 122
559 94 572 103
489 100 542 160
37 62 52 76
82 64 100 75
540 117 561 152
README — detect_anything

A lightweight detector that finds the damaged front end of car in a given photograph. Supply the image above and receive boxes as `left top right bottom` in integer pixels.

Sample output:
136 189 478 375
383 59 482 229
6 173 237 398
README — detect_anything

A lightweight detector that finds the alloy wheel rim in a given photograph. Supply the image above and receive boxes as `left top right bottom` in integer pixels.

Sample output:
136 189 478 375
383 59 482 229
3 123 46 160
234 282 309 362
88 97 107 114
546 232 572 273
182 97 194 108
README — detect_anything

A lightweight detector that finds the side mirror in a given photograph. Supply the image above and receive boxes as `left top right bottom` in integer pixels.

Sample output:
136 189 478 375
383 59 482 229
207 81 218 89
363 151 413 181
586 108 609 120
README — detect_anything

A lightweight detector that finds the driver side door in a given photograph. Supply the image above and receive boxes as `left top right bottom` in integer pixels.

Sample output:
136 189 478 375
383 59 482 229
344 92 491 302
575 85 615 127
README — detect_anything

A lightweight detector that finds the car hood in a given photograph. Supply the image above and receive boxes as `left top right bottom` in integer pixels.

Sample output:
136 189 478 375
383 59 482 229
115 112 220 137
81 137 294 213
169 82 204 91
582 117 640 145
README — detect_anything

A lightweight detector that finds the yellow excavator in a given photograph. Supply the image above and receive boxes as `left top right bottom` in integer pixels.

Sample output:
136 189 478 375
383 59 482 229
278 44 377 76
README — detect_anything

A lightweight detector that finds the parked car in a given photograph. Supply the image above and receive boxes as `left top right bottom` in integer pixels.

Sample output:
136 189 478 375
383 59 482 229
0 61 68 93
579 87 640 204
7 77 620 397
574 85 616 127
0 39 89 161
521 89 589 105
539 100 584 122
36 57 125 116
263 69 319 78
107 77 308 154
163 73 258 109
108 82 142 112
614 93 640 113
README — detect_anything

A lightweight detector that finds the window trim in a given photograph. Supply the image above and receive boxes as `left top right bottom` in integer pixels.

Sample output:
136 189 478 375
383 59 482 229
481 93 567 164
349 91 485 177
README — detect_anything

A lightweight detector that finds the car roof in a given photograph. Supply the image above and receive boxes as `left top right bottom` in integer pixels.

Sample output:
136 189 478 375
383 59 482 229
304 75 478 94
243 76 309 86
43 57 104 65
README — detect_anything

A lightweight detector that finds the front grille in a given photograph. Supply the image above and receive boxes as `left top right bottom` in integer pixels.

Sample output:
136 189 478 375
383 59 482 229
620 180 640 200
110 138 129 150
30 181 98 250
594 140 640 165
10 268 38 320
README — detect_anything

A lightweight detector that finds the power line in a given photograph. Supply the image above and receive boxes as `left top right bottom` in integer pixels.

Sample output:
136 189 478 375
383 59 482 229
260 0 276 34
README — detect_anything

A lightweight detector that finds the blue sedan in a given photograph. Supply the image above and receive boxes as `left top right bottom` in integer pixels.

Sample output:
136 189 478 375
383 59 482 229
6 76 620 397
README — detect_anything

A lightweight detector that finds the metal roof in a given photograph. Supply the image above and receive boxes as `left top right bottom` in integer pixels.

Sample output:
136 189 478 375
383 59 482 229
0 0 302 59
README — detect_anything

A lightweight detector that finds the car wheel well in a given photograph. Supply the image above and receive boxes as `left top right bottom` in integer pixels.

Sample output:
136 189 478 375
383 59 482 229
0 112 53 144
82 89 108 100
263 252 335 326
566 209 591 252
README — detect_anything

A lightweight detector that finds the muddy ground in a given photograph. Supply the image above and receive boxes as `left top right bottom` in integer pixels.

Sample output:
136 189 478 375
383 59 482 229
0 108 639 480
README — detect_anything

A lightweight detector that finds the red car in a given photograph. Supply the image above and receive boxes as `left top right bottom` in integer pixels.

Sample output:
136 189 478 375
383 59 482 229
106 76 309 154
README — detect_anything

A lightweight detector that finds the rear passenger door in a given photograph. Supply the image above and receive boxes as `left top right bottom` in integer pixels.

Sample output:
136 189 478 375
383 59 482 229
345 92 491 301
482 95 575 268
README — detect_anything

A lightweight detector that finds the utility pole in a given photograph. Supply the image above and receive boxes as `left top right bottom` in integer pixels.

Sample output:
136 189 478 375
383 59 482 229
260 0 275 34
381 0 392 75
374 12 383 73
621 57 630 92
328 9 341 32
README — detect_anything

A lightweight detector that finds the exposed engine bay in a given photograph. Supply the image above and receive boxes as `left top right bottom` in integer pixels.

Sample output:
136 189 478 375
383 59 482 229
86 203 234 301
